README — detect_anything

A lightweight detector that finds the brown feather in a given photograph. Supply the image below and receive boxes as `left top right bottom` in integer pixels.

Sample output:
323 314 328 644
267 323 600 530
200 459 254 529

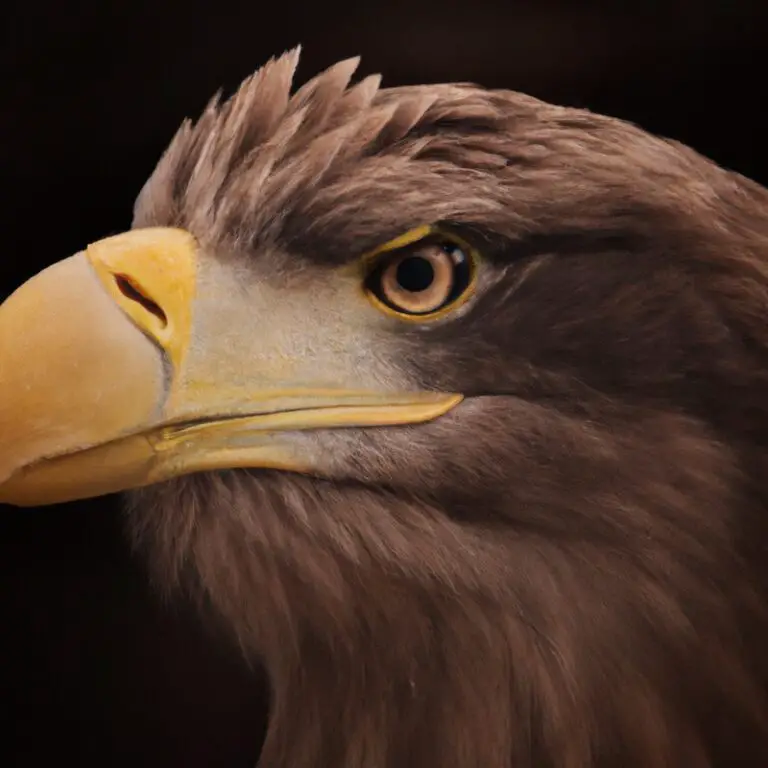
128 48 768 766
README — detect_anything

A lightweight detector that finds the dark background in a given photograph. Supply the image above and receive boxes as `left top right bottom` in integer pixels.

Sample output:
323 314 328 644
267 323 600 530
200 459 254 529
1 1 766 765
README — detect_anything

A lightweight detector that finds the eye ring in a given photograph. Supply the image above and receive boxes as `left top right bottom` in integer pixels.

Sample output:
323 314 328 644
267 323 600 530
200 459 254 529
363 231 478 321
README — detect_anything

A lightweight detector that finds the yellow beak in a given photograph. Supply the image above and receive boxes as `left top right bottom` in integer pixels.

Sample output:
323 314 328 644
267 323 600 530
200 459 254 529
0 228 460 507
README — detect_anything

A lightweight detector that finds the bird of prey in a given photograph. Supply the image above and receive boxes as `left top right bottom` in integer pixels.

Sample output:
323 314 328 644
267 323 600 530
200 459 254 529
2 47 768 767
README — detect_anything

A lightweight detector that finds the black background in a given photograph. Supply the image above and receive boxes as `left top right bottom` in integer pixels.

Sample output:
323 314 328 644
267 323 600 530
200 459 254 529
2 1 766 765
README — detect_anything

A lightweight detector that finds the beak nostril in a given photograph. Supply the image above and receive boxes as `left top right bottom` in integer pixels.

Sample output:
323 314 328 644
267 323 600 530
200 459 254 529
114 274 168 326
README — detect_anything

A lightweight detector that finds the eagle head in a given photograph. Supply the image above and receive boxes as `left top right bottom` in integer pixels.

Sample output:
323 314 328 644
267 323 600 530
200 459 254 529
2 48 768 766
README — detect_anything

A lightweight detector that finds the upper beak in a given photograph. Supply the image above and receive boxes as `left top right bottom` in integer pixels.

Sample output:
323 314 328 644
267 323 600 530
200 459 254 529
0 227 460 507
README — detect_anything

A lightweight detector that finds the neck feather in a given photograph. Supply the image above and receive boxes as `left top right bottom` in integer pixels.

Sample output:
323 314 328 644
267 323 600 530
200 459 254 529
127 462 768 767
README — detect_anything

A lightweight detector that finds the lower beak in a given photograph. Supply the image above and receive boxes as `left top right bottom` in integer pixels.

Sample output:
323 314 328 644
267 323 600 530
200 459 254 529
0 228 460 507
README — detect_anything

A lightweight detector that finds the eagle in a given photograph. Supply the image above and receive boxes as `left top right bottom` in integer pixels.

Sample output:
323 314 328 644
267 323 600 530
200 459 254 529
2 47 768 766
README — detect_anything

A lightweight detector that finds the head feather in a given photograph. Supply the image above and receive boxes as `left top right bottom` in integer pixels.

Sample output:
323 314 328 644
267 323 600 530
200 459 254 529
134 46 768 300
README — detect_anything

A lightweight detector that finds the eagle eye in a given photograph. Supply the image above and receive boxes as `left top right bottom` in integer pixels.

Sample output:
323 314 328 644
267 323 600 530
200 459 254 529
364 232 477 320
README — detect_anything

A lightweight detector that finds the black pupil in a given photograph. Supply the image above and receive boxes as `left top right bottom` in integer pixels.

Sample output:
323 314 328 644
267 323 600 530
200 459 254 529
396 256 435 293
